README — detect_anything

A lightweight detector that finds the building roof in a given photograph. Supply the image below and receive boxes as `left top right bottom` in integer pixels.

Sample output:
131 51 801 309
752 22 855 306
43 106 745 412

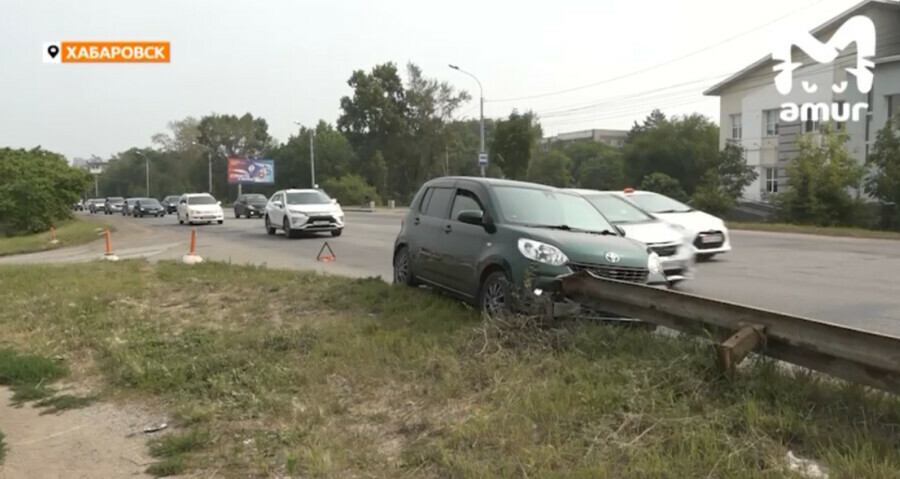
703 0 900 96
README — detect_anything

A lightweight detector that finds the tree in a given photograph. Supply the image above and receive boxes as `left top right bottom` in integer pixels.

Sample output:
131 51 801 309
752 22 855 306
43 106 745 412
775 123 866 226
527 150 573 187
271 121 357 191
321 174 380 207
625 111 719 195
865 112 900 228
638 172 688 202
690 143 757 216
197 113 275 200
554 141 626 190
0 147 92 235
490 111 542 180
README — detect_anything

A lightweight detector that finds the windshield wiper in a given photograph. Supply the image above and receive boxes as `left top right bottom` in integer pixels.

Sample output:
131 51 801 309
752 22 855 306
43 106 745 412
527 224 617 236
655 209 692 214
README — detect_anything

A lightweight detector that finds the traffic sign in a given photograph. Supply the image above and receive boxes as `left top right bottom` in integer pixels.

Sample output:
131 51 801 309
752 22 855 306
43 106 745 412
477 151 488 167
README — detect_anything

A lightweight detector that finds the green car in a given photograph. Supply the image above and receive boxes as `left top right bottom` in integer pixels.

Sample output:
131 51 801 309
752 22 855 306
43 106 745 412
392 177 668 316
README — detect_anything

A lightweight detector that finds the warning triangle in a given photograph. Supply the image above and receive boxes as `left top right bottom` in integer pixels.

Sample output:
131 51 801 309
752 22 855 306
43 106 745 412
317 242 336 262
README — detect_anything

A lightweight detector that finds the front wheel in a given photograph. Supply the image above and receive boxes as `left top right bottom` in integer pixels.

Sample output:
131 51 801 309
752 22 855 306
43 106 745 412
283 218 295 239
331 229 343 237
393 246 419 286
478 271 513 318
696 253 716 262
178 213 184 225
265 216 276 235
217 220 223 225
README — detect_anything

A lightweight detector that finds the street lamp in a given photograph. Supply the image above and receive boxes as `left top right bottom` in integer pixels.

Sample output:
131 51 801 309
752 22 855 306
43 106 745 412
294 121 316 188
449 64 486 177
135 151 149 196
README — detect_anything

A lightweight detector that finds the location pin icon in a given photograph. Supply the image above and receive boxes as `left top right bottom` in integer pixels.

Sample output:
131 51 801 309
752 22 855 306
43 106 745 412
47 45 59 58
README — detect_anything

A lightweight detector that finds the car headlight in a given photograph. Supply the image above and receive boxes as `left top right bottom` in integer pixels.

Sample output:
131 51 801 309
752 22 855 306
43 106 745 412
288 209 307 216
647 252 663 275
518 238 568 266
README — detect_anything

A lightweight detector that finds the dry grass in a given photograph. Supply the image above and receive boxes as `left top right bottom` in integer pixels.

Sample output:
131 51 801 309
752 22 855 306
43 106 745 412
0 260 899 478
0 217 112 257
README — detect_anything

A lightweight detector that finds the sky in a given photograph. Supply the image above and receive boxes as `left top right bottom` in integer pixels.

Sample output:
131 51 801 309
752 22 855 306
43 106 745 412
0 0 863 161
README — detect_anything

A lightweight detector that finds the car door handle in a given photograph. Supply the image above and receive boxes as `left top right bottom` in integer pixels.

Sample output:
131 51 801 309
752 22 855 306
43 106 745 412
413 217 420 225
444 224 452 233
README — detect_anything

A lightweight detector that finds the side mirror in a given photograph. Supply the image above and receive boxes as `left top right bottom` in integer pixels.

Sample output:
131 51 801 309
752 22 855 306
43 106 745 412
331 198 338 205
179 200 186 205
217 201 222 206
273 201 283 208
614 225 626 236
457 210 484 226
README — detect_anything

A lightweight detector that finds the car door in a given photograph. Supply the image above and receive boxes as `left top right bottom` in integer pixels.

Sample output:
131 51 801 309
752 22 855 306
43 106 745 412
410 184 455 286
235 195 246 216
442 183 492 297
267 192 285 225
177 195 187 218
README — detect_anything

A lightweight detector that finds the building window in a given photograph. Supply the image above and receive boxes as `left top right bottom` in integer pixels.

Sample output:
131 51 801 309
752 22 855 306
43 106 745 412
889 94 900 120
804 119 819 133
765 168 778 193
764 109 779 136
730 114 742 139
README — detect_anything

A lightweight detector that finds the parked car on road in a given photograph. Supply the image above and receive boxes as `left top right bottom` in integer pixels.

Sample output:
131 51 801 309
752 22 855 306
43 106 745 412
161 195 181 214
614 188 731 261
72 200 84 211
177 193 224 225
122 198 142 215
234 193 269 218
393 177 668 318
103 197 125 215
132 198 165 217
568 189 696 286
87 198 106 214
264 189 345 238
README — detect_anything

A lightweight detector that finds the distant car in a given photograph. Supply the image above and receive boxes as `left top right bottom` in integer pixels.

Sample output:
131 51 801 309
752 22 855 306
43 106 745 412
176 193 224 225
161 195 181 214
233 193 269 218
132 198 165 217
568 189 696 286
264 189 345 238
87 198 106 214
72 200 84 211
615 188 731 261
104 197 125 215
122 198 142 215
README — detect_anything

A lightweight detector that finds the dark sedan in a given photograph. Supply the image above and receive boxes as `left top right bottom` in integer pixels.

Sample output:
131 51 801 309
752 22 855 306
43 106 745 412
161 195 181 214
234 193 268 218
133 198 166 217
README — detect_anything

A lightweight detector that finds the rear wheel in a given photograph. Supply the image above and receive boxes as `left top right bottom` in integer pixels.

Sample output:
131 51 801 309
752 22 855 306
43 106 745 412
265 216 276 235
478 271 513 318
393 246 419 286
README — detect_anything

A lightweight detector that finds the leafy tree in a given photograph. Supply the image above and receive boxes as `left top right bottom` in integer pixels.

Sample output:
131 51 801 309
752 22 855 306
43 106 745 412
557 141 626 190
197 113 275 200
775 123 866 226
865 112 900 228
691 171 735 217
443 119 496 177
321 174 380 206
690 143 757 216
490 111 542 180
271 121 357 191
625 110 719 195
527 150 573 187
638 172 688 202
0 147 92 235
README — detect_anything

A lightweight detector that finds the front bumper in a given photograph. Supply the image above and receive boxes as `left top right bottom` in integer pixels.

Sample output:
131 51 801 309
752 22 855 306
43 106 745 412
288 213 345 231
652 245 696 283
188 212 224 222
689 230 732 255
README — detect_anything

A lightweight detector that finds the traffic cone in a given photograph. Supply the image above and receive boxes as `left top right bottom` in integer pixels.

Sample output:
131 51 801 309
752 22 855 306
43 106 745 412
49 226 59 244
102 229 119 261
182 228 203 264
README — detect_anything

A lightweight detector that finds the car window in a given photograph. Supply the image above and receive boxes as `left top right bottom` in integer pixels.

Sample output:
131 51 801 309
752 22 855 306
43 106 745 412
584 194 655 224
418 188 434 214
494 186 615 232
286 191 331 205
423 187 453 218
626 192 693 214
450 189 483 221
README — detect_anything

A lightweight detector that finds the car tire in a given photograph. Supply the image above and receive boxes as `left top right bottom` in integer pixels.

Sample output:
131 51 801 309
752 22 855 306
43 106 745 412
478 270 513 318
217 220 224 225
265 216 276 235
392 246 419 287
178 213 184 225
696 253 716 262
331 229 343 237
283 218 294 239
235 210 240 219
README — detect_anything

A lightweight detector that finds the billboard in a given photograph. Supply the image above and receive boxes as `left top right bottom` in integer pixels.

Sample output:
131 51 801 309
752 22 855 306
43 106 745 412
228 158 274 184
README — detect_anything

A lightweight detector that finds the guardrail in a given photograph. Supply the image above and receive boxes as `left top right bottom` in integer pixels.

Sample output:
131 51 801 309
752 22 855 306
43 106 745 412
560 271 900 395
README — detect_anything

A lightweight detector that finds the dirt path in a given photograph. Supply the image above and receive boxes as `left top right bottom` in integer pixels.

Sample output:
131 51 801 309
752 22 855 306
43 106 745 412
0 388 157 478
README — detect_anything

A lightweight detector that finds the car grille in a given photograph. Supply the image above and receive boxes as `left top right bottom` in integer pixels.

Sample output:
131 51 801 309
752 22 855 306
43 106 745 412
307 215 335 222
648 243 679 257
568 263 649 283
693 231 725 250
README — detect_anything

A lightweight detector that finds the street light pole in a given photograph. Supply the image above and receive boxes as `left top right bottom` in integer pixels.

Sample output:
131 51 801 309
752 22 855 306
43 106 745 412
449 64 486 177
294 121 316 187
208 150 213 194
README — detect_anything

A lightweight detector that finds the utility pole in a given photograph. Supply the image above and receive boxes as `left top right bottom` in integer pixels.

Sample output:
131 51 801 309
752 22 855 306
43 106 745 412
445 146 449 175
208 150 213 194
310 131 316 188
449 64 486 177
94 174 99 196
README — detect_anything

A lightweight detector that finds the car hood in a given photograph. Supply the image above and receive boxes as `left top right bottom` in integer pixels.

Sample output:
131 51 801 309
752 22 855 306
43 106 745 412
616 221 685 245
509 225 650 269
653 210 725 235
187 204 222 212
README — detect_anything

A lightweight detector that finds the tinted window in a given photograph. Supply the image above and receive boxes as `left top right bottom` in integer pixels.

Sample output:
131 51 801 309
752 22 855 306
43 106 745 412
286 191 331 205
626 193 692 214
584 194 655 224
142 199 161 207
494 186 615 232
423 187 453 218
245 194 267 202
188 195 217 205
418 188 434 213
450 189 483 221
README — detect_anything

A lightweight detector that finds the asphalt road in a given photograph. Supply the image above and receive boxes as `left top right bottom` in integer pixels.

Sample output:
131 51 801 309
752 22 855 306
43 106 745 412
3 210 900 336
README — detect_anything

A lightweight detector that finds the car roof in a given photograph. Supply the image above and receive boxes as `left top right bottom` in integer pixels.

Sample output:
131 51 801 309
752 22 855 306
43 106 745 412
183 193 215 197
282 189 325 193
422 176 566 192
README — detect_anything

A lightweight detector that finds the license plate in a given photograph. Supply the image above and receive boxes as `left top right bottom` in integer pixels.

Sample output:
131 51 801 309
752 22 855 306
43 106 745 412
701 234 722 244
313 220 329 225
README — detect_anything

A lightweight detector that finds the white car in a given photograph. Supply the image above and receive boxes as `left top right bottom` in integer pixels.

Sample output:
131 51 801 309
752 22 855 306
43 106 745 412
176 193 225 225
569 189 696 285
264 189 344 238
612 188 731 261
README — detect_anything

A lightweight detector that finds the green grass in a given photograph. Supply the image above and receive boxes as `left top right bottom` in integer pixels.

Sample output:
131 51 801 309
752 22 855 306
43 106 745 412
728 221 900 240
0 260 899 477
0 429 6 464
0 218 112 257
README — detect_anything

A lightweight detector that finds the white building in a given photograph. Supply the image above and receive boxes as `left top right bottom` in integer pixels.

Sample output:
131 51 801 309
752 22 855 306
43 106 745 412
704 0 900 202
541 128 629 150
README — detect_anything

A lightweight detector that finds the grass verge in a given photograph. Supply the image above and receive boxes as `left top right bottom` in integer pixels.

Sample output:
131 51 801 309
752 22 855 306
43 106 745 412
0 429 5 464
0 260 898 477
0 218 112 257
728 221 900 240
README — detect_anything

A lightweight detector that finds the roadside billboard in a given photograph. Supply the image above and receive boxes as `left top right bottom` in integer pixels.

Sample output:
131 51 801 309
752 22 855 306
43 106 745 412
227 158 274 184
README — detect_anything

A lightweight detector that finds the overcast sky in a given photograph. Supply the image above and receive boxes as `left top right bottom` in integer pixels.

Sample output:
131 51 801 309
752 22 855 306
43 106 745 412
0 0 857 161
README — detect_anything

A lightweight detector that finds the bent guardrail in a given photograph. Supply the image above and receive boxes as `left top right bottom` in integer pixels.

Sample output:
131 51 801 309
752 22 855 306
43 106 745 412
560 271 900 395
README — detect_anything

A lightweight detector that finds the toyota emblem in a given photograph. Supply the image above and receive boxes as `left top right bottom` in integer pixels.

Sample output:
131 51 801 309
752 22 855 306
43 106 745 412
605 252 620 263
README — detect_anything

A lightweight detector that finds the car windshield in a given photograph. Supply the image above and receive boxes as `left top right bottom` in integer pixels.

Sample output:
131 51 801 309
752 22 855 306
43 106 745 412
188 196 217 205
286 191 331 205
494 186 615 233
584 194 656 224
626 192 693 214
245 194 267 202
141 199 161 206
164 196 179 202
109 198 124 203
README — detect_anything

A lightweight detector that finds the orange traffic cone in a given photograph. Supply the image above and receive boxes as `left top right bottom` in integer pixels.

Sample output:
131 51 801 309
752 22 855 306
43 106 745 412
49 226 59 244
182 228 203 264
102 229 119 261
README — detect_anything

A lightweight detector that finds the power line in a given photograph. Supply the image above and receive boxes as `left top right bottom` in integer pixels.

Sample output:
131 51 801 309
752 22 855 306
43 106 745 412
487 0 831 103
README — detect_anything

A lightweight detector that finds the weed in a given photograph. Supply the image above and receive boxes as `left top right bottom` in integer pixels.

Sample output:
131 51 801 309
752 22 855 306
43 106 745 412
35 394 97 414
0 429 6 464
145 455 187 477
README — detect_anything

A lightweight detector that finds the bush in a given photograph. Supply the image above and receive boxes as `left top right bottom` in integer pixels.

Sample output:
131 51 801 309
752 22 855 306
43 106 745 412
0 147 92 236
320 174 380 206
638 172 688 202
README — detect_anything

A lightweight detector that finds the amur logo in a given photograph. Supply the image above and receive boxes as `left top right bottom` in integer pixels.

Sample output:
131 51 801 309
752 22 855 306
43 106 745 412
772 15 876 123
